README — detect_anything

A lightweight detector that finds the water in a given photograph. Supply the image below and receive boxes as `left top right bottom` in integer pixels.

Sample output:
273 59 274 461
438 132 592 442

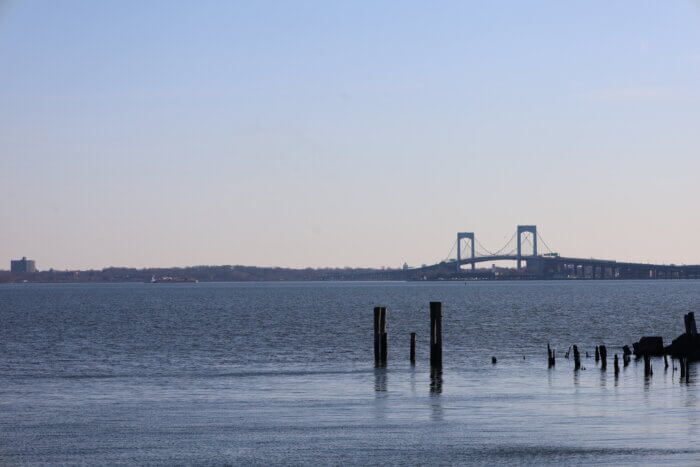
2 280 700 465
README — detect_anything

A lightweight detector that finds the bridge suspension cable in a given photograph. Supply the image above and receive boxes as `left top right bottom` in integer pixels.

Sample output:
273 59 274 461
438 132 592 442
475 238 496 256
536 232 554 254
492 231 518 256
443 239 457 262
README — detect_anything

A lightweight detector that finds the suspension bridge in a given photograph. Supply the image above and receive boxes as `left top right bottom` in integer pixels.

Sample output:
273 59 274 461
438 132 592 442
427 225 700 280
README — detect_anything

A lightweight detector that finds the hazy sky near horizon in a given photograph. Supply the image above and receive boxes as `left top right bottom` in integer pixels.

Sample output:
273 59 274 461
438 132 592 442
2 1 700 270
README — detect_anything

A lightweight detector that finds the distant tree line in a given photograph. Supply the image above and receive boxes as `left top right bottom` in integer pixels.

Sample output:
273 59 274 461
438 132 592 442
0 263 470 283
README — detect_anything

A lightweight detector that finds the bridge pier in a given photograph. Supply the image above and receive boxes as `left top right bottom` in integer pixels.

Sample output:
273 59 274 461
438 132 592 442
457 232 475 273
516 225 537 271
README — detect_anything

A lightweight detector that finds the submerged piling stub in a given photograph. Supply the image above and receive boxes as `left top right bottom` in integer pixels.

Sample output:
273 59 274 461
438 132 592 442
614 354 620 376
430 302 442 369
599 345 607 370
644 354 652 376
547 343 555 368
373 307 388 367
573 345 581 371
623 347 631 367
410 332 416 365
685 312 698 337
595 346 600 362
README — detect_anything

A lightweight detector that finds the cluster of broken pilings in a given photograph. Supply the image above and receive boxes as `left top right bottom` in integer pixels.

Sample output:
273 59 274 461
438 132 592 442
371 305 696 385
557 341 663 379
554 312 700 383
373 302 443 369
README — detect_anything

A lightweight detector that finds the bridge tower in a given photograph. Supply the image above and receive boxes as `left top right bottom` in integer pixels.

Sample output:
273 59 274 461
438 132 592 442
457 232 475 272
516 225 537 270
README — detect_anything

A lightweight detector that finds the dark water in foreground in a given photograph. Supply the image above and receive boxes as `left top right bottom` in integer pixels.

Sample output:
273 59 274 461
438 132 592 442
2 281 700 465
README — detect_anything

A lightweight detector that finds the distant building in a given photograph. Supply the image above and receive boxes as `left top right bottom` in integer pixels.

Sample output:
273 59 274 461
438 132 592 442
11 257 36 273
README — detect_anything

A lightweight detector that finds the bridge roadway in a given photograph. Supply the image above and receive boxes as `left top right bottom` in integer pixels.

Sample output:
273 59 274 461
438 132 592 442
454 255 700 279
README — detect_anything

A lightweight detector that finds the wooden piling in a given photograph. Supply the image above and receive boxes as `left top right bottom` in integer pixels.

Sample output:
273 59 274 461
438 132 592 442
573 345 581 371
429 302 442 369
599 345 607 370
685 312 698 337
380 307 388 365
614 354 619 376
685 358 690 383
373 307 387 367
664 354 668 370
644 354 651 376
547 343 555 368
410 332 416 365
595 346 600 362
374 307 381 366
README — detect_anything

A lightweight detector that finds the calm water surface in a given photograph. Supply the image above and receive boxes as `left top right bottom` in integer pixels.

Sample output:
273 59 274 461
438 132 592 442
2 280 700 465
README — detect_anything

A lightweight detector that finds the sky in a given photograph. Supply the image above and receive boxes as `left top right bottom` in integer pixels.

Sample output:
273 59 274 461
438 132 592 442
2 1 700 270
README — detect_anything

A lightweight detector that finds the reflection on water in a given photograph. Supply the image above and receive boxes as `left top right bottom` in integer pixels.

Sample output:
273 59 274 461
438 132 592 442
430 368 442 394
374 369 388 392
430 395 444 421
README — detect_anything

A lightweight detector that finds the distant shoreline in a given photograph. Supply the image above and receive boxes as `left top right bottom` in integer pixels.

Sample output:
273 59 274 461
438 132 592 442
4 263 698 284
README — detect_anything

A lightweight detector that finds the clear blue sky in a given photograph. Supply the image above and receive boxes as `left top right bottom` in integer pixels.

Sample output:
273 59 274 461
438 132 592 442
2 1 700 269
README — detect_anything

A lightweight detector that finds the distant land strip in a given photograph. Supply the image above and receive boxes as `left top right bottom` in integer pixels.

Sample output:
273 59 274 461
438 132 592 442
0 264 460 283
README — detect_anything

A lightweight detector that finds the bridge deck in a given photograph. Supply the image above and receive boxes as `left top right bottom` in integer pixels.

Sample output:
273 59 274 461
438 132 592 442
455 255 700 270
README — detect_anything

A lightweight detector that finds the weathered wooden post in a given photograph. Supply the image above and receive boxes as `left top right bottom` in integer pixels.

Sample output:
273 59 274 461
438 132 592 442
547 343 555 368
410 332 416 365
573 345 581 371
685 358 690 383
430 302 442 369
644 354 652 376
664 354 668 370
374 307 381 366
595 346 600 362
599 345 607 370
685 312 698 337
373 307 387 367
380 307 387 365
614 354 620 376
